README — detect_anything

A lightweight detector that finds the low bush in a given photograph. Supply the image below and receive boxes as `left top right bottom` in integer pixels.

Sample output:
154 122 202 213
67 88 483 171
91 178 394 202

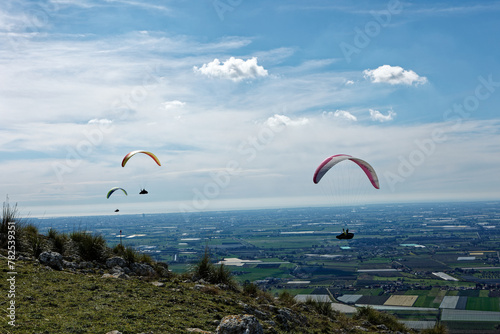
70 230 107 262
304 298 336 319
47 228 68 255
421 323 449 334
24 223 45 258
191 247 235 287
242 282 259 296
354 306 409 332
278 290 296 307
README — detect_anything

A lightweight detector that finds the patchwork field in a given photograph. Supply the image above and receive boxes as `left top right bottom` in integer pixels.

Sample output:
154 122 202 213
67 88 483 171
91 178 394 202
384 295 418 307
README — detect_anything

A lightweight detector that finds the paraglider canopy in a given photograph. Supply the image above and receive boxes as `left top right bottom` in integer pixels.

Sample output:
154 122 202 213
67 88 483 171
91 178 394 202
107 187 128 199
139 189 148 195
121 150 161 167
313 154 379 189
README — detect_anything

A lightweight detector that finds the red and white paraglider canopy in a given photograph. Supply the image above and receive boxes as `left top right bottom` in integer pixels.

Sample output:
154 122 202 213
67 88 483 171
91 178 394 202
313 154 379 189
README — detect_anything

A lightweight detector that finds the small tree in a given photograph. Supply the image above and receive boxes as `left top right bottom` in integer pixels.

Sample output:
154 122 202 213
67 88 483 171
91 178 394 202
192 246 214 281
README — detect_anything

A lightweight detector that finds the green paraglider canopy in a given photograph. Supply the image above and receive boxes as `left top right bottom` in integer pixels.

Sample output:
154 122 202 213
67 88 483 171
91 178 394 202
107 187 128 199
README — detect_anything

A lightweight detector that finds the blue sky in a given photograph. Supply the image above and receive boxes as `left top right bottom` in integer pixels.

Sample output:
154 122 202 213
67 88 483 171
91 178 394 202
1 0 499 217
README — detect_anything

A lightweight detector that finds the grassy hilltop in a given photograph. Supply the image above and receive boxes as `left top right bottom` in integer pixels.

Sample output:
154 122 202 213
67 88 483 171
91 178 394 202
0 202 448 334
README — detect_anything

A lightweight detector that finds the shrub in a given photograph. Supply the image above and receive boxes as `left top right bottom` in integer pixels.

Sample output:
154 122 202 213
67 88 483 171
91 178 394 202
212 262 235 287
137 252 153 265
112 243 153 265
192 247 214 281
24 223 45 258
354 306 409 332
278 290 296 307
191 247 235 286
304 297 335 319
122 246 137 265
1 198 35 255
47 228 68 254
421 323 449 334
70 230 107 262
112 243 125 255
242 282 259 296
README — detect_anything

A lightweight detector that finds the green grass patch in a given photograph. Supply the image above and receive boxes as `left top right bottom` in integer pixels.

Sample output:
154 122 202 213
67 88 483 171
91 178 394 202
479 290 490 297
404 290 432 297
358 288 383 296
466 297 500 311
413 296 440 308
443 321 499 331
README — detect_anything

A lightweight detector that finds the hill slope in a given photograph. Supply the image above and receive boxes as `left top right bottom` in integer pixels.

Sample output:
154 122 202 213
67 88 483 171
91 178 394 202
0 256 420 334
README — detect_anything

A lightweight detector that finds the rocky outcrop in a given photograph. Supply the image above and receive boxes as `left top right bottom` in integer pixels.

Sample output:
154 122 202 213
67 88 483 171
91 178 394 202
106 256 127 268
38 251 63 270
130 262 155 276
215 314 263 334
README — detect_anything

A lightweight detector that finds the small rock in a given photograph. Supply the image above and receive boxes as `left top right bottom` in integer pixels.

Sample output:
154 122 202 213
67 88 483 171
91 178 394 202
130 262 155 276
354 325 369 332
110 266 124 275
38 251 63 271
216 314 263 334
187 328 212 333
112 272 129 279
151 281 165 287
376 324 388 331
106 256 127 268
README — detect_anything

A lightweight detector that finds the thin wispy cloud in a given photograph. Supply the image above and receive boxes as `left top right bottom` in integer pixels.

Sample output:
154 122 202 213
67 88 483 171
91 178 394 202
370 109 396 122
324 110 358 122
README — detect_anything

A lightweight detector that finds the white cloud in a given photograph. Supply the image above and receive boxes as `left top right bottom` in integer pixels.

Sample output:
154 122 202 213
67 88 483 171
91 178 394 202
264 114 309 129
162 100 186 109
323 110 357 122
363 65 427 86
88 118 113 125
193 57 268 82
369 109 396 122
345 80 354 85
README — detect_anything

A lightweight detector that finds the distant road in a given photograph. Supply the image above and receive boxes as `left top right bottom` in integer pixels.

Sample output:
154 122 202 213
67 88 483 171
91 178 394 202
357 269 401 272
461 267 500 270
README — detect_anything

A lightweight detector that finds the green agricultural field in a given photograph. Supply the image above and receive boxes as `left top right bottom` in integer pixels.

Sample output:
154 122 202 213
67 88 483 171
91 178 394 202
391 310 439 321
479 290 490 297
466 297 500 312
404 290 431 297
247 236 324 249
443 321 500 332
413 296 440 308
358 288 383 296
230 265 291 282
